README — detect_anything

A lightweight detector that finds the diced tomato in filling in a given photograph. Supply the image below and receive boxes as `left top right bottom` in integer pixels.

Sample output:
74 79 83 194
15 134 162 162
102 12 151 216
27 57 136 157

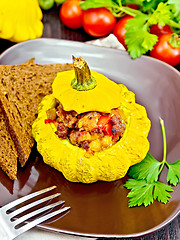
103 122 113 136
45 99 126 153
97 115 111 128
45 119 58 124
97 115 112 136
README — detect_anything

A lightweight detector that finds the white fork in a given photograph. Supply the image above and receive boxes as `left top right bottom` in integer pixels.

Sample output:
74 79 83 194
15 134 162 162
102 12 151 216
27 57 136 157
0 186 70 240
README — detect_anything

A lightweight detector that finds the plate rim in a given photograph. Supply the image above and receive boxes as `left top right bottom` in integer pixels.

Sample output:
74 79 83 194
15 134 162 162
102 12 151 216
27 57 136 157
1 38 180 75
0 38 180 238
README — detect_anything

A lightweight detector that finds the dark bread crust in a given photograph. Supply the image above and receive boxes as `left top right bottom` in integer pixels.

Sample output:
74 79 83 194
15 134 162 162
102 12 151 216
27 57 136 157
0 59 73 178
0 107 17 180
0 90 28 167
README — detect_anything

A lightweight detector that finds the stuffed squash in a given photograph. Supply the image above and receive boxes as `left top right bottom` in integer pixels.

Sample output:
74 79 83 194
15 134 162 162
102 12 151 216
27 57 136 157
32 57 151 183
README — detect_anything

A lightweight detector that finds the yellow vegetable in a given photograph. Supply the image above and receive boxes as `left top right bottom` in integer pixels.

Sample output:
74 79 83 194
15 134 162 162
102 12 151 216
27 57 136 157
0 0 43 42
32 57 151 183
53 57 122 114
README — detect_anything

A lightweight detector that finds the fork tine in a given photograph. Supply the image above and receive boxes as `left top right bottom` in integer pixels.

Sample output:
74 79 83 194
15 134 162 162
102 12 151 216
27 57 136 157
13 200 65 226
2 186 57 211
0 186 70 240
15 206 70 236
9 193 63 218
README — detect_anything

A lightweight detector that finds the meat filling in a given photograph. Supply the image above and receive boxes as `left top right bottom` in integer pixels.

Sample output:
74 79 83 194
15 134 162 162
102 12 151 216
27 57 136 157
45 99 126 153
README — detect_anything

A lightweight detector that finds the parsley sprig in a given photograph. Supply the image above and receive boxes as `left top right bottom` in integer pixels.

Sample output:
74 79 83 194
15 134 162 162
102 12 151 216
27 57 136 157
80 0 180 59
124 118 180 207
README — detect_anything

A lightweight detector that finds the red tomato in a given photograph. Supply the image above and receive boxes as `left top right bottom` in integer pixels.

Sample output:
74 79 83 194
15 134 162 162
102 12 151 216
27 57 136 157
82 7 116 37
150 24 173 37
97 115 111 129
97 115 112 136
113 15 133 49
103 123 112 136
150 34 180 66
59 0 83 29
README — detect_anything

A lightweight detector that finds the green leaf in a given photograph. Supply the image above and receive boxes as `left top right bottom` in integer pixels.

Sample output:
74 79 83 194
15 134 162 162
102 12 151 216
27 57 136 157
142 0 160 12
141 0 167 12
148 2 172 26
167 0 180 21
141 32 158 50
112 0 120 5
124 118 179 208
128 153 161 182
153 181 173 204
124 178 174 207
167 159 180 186
124 179 154 207
80 0 115 10
125 15 158 58
121 0 143 6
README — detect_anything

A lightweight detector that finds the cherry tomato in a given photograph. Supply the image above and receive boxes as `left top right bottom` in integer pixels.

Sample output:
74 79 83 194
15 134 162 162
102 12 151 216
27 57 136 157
59 0 83 29
113 15 133 49
150 33 180 66
150 24 173 37
82 7 116 37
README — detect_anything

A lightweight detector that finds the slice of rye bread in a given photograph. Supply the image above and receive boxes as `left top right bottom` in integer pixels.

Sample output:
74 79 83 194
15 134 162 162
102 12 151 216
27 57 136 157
0 107 18 180
0 58 73 170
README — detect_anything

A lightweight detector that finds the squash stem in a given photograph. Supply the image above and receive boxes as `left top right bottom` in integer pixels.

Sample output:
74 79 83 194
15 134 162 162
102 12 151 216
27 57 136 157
71 56 97 91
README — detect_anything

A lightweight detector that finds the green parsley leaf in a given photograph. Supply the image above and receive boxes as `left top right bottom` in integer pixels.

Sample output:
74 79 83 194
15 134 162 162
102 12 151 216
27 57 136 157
125 15 158 58
128 152 161 182
167 0 180 21
80 0 115 10
112 0 120 5
153 181 173 203
141 32 158 51
148 2 172 26
124 118 179 208
124 179 154 207
167 159 180 186
141 0 166 12
124 179 173 207
122 0 143 5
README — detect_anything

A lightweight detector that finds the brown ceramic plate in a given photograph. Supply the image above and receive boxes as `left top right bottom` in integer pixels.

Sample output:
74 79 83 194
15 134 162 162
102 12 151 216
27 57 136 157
0 39 180 238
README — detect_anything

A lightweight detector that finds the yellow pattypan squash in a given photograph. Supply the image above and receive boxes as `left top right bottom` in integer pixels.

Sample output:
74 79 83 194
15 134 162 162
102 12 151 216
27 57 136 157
53 59 122 114
32 57 151 184
0 0 43 42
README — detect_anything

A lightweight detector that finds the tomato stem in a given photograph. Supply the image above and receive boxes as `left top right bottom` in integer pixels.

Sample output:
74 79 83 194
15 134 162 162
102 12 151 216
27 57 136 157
169 33 180 48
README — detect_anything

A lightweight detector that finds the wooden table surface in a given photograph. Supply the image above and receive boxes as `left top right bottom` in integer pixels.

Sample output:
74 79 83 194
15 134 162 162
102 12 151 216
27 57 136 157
0 6 179 240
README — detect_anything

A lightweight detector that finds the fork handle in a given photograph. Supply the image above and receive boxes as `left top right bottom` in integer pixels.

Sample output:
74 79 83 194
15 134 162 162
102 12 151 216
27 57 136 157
0 225 13 240
0 215 14 240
